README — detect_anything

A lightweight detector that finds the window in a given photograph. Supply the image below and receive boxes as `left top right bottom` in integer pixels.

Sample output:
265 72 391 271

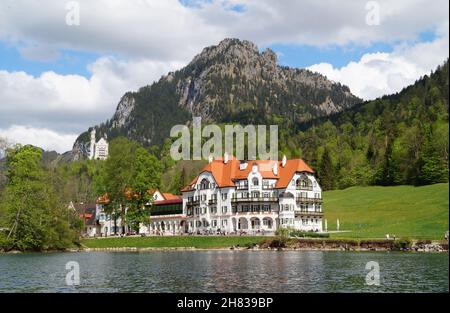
221 193 228 200
296 175 313 190
252 178 259 186
243 205 249 212
221 206 228 214
210 207 217 214
212 220 217 227
222 219 228 227
200 178 210 190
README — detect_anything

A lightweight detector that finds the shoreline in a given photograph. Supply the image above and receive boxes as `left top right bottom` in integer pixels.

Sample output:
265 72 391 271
2 238 448 254
77 246 449 253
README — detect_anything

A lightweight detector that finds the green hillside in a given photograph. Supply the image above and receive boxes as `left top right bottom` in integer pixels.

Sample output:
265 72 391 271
324 183 449 239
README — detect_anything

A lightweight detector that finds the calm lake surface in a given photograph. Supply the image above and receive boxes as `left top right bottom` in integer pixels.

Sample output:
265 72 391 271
0 251 448 293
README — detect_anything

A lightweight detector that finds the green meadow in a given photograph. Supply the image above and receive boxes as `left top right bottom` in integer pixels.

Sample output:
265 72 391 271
81 236 267 249
324 183 449 240
81 183 449 249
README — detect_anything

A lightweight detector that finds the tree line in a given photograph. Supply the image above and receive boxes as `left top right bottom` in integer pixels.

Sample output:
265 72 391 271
0 137 162 251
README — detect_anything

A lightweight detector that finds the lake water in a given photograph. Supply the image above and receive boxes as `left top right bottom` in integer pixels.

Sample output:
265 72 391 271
0 251 448 293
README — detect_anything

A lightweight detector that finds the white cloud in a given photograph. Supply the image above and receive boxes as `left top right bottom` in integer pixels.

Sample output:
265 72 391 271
0 0 448 60
0 56 184 152
0 57 183 132
0 0 448 151
308 32 449 100
0 125 77 153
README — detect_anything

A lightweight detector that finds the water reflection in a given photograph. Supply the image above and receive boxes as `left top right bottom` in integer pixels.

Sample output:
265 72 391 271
0 251 447 293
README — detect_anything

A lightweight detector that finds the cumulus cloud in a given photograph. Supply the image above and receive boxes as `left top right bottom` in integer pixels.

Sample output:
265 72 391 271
0 0 448 152
308 31 449 100
0 57 183 134
0 125 77 153
0 0 448 60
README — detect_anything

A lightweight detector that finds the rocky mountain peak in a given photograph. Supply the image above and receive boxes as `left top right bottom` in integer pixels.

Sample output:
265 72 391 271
192 38 259 63
73 38 362 157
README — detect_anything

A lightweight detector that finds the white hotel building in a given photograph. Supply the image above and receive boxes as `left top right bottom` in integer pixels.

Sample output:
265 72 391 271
143 154 323 235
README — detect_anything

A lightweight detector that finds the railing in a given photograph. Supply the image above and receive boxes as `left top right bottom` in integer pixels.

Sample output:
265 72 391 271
208 199 217 205
294 211 323 216
296 186 313 191
231 197 278 203
296 197 322 203
236 185 248 190
186 200 200 206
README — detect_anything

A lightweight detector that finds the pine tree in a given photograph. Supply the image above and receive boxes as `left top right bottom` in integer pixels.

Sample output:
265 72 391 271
374 136 400 186
416 125 449 185
318 148 335 191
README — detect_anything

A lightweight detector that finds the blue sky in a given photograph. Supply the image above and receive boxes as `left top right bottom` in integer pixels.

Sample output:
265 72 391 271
0 0 448 153
0 43 101 77
0 30 438 78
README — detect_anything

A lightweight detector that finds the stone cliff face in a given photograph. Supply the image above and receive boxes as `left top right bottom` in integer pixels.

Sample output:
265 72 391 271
73 38 361 158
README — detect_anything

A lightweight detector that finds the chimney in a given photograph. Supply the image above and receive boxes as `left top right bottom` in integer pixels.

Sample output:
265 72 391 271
252 162 258 174
224 152 229 164
282 155 287 167
272 162 278 176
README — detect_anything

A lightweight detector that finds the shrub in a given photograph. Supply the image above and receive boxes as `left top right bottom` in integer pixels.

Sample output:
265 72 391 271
393 238 412 250
290 230 330 238
268 238 287 248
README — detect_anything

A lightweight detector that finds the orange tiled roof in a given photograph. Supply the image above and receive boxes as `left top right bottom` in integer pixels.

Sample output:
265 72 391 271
161 192 182 201
96 189 178 204
181 156 313 191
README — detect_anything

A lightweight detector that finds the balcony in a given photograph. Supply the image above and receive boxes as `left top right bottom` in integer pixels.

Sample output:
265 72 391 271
236 185 248 190
208 198 217 205
186 199 200 207
296 186 313 191
295 211 323 217
296 197 322 203
231 196 278 203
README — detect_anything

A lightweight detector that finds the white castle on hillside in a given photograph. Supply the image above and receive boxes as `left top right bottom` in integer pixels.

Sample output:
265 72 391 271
89 129 109 160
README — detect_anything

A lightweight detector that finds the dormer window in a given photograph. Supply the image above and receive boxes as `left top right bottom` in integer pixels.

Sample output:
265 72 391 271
252 178 259 186
199 178 210 190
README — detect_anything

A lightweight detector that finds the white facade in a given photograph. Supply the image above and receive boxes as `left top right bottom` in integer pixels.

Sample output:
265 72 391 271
93 157 324 236
182 158 323 235
89 129 109 160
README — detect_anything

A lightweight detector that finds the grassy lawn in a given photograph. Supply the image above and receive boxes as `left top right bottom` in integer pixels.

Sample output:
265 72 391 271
82 236 268 249
324 183 449 240
81 184 448 248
